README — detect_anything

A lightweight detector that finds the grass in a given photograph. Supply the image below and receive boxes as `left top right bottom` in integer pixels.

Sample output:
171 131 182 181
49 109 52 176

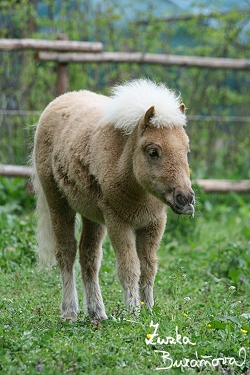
0 178 250 374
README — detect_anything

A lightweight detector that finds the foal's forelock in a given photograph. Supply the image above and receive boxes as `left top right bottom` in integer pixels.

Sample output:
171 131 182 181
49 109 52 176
149 113 186 131
101 79 187 135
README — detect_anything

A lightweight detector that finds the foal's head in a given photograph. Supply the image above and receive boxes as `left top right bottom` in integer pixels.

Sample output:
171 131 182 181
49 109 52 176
133 106 195 216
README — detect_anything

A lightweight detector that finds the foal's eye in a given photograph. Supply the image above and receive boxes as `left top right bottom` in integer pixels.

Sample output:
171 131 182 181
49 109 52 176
148 148 159 158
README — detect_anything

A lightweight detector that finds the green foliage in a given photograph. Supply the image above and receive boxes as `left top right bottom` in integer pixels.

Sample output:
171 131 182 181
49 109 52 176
0 177 35 210
0 181 250 374
0 209 36 272
0 0 249 176
0 178 36 271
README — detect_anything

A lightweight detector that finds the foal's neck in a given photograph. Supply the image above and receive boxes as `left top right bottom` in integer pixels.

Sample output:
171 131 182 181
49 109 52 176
117 131 145 200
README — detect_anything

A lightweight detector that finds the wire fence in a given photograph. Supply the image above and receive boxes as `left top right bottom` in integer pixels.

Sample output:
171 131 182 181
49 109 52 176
1 111 250 181
1 109 250 123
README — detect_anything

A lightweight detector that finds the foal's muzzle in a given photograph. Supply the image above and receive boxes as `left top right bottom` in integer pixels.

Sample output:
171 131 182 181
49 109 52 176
169 188 195 216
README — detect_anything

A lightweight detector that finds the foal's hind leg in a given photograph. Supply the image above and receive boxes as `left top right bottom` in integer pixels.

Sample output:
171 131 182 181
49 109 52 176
49 201 78 321
79 217 107 321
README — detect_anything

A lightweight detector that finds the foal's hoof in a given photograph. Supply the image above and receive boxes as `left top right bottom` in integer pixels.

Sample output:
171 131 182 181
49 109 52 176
88 306 108 322
91 316 107 325
63 312 77 323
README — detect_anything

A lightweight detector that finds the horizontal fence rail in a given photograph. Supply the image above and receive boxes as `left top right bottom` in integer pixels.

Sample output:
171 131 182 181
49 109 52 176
195 179 250 193
0 165 32 177
36 51 250 70
0 38 103 52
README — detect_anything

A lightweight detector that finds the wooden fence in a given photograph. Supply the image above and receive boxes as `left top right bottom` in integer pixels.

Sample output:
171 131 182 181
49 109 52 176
1 37 250 96
37 51 250 69
1 38 250 193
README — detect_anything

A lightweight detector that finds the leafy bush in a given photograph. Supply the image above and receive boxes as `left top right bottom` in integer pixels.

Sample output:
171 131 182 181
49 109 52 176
0 177 36 271
0 177 35 210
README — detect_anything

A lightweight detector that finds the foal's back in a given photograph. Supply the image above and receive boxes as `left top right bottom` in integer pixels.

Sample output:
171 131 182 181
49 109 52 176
34 90 110 223
36 90 109 140
35 89 110 180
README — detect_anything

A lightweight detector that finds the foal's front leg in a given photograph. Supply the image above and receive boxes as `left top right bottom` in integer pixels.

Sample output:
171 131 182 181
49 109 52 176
136 215 166 310
107 220 141 308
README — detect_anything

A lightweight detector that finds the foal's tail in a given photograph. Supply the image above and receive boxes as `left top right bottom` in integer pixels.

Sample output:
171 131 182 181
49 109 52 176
31 151 56 268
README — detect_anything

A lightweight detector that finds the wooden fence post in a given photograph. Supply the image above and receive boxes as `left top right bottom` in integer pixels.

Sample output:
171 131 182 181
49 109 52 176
56 34 69 96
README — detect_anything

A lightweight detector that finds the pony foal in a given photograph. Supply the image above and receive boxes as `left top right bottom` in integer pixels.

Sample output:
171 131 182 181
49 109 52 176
33 79 195 321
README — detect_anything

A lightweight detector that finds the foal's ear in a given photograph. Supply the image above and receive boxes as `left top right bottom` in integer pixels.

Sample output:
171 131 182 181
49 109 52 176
144 106 155 124
179 103 186 114
139 106 155 135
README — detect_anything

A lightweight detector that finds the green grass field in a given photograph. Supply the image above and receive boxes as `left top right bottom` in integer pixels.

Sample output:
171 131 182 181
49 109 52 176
0 178 250 374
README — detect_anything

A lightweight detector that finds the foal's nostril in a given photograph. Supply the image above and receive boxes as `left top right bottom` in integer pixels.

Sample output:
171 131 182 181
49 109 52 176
175 193 188 207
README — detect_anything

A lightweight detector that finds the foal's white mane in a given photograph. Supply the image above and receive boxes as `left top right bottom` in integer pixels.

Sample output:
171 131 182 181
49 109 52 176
102 79 186 134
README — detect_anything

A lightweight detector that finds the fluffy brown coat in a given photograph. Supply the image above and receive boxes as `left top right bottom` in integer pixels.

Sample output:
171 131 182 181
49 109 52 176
33 80 194 321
